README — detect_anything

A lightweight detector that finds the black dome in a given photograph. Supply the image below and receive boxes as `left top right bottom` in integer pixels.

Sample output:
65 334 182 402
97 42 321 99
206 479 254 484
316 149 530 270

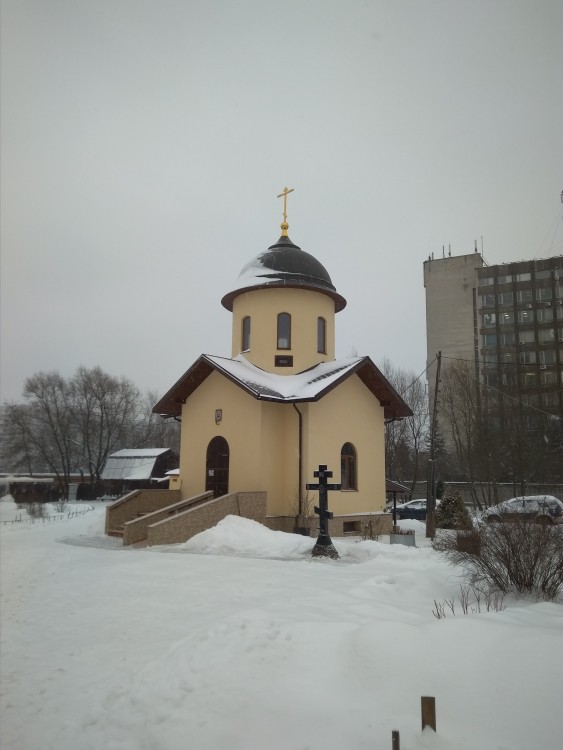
221 235 347 312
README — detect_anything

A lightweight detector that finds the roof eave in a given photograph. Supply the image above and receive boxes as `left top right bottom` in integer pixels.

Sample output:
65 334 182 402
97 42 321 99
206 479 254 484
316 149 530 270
353 358 413 420
152 356 215 417
221 282 347 313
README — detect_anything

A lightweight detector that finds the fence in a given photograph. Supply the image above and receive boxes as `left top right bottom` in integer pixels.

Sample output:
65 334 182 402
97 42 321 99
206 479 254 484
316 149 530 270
2 505 96 526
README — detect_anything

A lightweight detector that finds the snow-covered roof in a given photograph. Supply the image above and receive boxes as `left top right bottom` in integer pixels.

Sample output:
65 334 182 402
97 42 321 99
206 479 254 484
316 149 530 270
101 449 176 481
153 354 412 420
205 354 359 400
107 449 170 458
386 479 410 494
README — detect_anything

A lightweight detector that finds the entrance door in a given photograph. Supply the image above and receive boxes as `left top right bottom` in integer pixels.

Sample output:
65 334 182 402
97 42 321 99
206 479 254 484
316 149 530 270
205 436 229 498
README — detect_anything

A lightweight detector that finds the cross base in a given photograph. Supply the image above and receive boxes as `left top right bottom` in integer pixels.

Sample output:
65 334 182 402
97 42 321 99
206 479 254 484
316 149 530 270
312 534 339 559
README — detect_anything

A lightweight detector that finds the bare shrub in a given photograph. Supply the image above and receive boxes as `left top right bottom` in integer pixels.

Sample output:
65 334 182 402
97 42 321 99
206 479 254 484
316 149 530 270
432 600 446 619
25 502 47 519
432 583 505 619
362 516 387 541
434 518 563 600
292 491 316 535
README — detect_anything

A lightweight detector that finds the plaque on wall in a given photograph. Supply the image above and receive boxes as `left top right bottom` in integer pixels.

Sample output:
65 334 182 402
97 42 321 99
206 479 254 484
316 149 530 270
275 355 293 367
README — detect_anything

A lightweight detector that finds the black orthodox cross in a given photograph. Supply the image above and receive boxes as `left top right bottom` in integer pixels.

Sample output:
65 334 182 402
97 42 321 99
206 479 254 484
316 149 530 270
306 464 341 558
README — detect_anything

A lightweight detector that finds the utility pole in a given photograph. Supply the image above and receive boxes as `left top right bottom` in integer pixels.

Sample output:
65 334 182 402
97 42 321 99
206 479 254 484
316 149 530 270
426 351 442 538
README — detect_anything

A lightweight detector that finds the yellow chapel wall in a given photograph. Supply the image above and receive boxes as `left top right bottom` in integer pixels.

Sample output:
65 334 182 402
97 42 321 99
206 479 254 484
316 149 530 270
178 371 264 500
299 375 386 515
177 372 300 514
231 287 336 373
258 401 300 515
177 371 386 518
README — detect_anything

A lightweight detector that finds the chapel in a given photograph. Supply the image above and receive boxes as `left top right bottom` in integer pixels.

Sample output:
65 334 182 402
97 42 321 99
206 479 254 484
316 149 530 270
152 190 411 526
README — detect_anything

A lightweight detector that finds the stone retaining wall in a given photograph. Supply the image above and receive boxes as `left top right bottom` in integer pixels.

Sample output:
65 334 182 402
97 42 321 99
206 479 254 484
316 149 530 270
264 513 393 537
122 491 213 545
146 491 267 546
104 489 181 534
330 513 392 537
264 516 297 533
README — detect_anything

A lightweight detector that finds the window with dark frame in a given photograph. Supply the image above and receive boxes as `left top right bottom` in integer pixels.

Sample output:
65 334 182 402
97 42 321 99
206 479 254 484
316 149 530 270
317 317 326 353
277 312 291 349
340 442 357 490
242 316 251 352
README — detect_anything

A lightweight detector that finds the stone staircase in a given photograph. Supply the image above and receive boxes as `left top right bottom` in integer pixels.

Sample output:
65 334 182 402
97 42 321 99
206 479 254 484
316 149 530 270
107 511 150 538
105 489 267 547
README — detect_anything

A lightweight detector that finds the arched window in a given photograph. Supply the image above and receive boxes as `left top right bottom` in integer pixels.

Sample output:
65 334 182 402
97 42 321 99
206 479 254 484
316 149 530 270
277 312 291 349
317 317 326 354
341 442 357 490
242 316 251 352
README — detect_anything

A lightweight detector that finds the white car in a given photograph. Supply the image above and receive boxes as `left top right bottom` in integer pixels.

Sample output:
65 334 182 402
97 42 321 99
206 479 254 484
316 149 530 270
480 495 563 525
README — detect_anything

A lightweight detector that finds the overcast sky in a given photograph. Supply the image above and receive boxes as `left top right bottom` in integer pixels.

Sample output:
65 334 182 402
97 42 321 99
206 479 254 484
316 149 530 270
1 0 562 404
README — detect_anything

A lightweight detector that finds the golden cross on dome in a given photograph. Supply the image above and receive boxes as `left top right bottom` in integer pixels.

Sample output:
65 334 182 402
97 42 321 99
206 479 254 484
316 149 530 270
277 186 294 236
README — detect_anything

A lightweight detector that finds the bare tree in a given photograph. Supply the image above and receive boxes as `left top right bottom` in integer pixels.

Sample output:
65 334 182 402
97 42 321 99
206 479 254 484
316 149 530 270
128 390 180 453
69 366 142 481
0 402 44 475
439 360 560 507
1 367 183 498
382 358 429 494
21 371 75 498
1 366 175 498
439 360 503 509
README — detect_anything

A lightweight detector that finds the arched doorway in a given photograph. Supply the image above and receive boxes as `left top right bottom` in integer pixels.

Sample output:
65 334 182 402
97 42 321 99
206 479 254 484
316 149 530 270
205 436 229 498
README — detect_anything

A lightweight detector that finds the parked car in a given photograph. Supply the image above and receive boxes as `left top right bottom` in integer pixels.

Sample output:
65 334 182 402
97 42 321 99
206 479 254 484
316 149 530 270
480 495 563 525
387 498 428 521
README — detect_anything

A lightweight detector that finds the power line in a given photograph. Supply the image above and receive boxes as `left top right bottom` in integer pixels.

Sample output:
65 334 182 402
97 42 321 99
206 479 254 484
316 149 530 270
441 355 562 420
397 357 436 398
442 354 560 370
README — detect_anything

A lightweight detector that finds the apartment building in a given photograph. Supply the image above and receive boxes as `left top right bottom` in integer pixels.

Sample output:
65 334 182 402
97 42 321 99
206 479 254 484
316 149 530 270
424 252 563 421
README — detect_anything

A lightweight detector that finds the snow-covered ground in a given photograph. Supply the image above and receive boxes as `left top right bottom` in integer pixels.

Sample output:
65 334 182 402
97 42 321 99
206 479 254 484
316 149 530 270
1 495 561 750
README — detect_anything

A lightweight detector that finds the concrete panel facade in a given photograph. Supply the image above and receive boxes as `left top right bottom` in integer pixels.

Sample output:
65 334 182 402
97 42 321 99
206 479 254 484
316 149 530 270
423 252 483 415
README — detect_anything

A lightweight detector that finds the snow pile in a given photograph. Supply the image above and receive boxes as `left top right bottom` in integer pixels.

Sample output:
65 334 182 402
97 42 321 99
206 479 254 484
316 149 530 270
0 494 21 522
180 515 428 563
1 506 562 750
180 514 315 559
